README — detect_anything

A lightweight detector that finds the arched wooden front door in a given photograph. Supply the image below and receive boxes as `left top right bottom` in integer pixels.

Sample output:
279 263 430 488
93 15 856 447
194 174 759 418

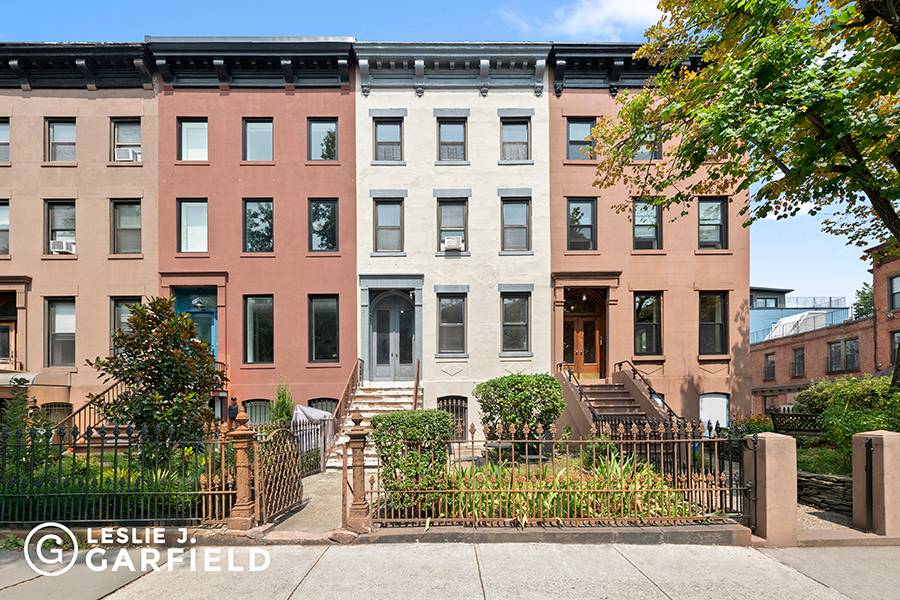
562 288 605 379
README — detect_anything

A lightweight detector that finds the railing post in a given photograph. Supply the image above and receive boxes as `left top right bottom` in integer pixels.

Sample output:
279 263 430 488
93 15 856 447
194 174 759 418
226 409 257 531
852 431 900 536
345 409 371 533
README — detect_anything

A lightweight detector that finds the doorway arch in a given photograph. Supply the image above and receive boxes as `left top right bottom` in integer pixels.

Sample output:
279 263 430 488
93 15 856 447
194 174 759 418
562 287 606 379
370 290 416 381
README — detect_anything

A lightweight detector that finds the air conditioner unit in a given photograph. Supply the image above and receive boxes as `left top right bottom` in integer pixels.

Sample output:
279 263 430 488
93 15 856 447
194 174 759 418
443 236 464 251
114 147 141 162
49 240 76 254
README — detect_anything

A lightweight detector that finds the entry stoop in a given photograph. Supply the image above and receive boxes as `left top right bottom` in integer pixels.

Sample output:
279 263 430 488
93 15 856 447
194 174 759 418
581 382 649 420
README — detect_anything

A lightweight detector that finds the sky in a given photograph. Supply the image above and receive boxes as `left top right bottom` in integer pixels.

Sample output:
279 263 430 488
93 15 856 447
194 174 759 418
2 0 871 301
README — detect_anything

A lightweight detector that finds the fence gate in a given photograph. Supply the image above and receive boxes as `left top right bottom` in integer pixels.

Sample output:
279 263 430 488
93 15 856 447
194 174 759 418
253 422 322 523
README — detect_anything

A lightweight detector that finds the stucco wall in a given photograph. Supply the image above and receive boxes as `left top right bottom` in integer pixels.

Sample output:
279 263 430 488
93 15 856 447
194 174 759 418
157 86 357 405
549 86 752 419
355 79 552 419
0 88 159 408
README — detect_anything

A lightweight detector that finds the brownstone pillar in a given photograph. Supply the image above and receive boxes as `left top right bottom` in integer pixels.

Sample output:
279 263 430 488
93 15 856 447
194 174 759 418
744 432 797 547
345 410 371 533
852 431 900 536
226 410 257 531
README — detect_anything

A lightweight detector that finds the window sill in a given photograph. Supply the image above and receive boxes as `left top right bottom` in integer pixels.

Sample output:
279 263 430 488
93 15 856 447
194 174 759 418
562 159 598 166
790 374 806 379
434 160 470 166
240 252 276 258
563 250 600 256
499 250 534 256
826 368 860 375
0 255 10 260
175 252 210 258
371 160 406 166
371 251 407 257
695 249 732 255
307 362 342 368
0 162 10 168
108 253 144 260
499 351 533 359
631 249 667 255
239 161 275 166
763 378 776 383
42 161 77 168
107 161 143 168
174 161 210 166
632 355 665 362
498 160 533 166
240 363 276 370
435 353 468 361
45 366 77 373
435 251 471 257
41 254 77 260
698 354 730 361
306 252 341 258
305 160 342 166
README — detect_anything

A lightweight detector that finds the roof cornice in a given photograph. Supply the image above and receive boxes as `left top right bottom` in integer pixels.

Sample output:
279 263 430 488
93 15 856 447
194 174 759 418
0 43 152 91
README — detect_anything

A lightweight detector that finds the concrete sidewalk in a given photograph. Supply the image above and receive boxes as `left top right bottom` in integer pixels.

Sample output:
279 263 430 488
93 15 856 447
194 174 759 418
24 543 888 600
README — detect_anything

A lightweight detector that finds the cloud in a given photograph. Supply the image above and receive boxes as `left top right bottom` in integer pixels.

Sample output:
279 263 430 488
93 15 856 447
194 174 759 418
499 0 661 41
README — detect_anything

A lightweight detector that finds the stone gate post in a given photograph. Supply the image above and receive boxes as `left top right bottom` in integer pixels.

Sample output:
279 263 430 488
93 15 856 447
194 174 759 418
227 410 257 531
345 410 371 533
852 431 900 536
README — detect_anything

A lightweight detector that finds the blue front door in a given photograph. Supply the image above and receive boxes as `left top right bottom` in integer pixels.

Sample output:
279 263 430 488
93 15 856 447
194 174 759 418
173 287 218 358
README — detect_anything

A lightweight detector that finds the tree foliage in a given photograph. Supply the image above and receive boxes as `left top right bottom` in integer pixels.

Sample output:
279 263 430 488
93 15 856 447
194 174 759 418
473 373 564 439
87 297 226 439
852 281 874 319
592 0 899 250
271 379 294 424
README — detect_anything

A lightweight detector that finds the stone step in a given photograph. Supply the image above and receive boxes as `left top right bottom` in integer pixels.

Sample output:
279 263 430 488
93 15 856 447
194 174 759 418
591 406 646 415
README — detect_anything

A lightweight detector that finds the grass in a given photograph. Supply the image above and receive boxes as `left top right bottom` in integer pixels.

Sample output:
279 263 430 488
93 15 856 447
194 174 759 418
797 444 850 475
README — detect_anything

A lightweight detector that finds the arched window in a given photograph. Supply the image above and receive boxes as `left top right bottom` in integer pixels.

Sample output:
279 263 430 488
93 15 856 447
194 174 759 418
242 398 271 425
437 395 468 440
308 397 338 415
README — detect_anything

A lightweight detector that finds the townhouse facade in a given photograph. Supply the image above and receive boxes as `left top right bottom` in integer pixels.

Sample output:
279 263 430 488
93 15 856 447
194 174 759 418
0 38 752 428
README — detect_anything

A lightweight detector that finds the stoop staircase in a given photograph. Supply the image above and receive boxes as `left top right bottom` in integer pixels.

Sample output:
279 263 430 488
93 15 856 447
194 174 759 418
325 382 419 470
580 382 648 420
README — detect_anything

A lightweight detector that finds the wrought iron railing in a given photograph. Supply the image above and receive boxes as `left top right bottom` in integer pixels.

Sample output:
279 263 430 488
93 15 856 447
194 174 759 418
52 380 128 444
614 360 680 421
412 359 421 410
325 358 363 456
254 422 322 523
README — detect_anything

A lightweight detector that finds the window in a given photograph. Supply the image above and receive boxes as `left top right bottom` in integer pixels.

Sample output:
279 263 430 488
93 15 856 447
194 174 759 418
634 293 662 355
0 201 8 255
764 353 775 381
501 199 530 251
438 294 466 354
890 276 900 310
633 142 663 161
309 295 339 362
501 119 530 161
309 199 338 252
827 338 859 373
437 200 467 251
566 119 594 160
308 119 337 161
699 197 727 249
567 198 596 251
699 292 728 355
892 332 900 365
47 298 75 367
46 119 76 162
754 297 777 308
501 293 530 352
111 297 140 352
111 200 141 254
633 199 662 249
243 199 273 253
178 118 208 161
374 200 403 252
792 347 805 377
374 119 402 161
243 118 273 161
0 119 8 162
178 200 208 253
438 119 466 161
111 119 141 162
244 295 274 364
46 201 75 252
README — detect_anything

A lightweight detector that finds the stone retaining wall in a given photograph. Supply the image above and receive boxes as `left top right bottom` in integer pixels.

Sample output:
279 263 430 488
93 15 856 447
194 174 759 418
797 471 853 515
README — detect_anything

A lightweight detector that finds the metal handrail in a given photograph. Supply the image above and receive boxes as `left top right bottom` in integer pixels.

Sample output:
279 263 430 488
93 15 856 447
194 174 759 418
53 379 127 444
326 358 363 455
556 362 586 405
412 359 421 410
613 360 680 420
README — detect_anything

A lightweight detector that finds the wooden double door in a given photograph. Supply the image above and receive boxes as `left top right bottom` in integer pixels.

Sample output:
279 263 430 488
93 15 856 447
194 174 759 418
563 316 603 379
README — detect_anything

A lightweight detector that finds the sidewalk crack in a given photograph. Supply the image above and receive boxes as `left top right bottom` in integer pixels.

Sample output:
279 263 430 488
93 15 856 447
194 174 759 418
612 545 673 600
473 544 487 600
288 545 330 599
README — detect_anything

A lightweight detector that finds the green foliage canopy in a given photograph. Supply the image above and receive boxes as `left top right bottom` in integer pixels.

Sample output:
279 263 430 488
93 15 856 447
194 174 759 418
473 373 564 439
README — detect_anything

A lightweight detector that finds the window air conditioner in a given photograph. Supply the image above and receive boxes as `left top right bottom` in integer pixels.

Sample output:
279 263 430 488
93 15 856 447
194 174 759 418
49 240 76 254
443 236 464 251
115 147 141 162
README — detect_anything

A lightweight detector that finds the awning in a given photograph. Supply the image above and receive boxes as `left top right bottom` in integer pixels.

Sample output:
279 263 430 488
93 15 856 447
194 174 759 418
0 370 71 387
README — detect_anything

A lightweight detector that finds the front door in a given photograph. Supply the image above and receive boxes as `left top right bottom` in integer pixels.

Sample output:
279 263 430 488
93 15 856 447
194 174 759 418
173 288 218 358
563 317 602 379
0 321 15 369
371 293 415 381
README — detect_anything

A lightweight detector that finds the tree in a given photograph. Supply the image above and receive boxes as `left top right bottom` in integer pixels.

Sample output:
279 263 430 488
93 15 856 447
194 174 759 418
270 379 294 424
87 297 226 439
852 282 874 319
591 0 898 380
1 378 33 431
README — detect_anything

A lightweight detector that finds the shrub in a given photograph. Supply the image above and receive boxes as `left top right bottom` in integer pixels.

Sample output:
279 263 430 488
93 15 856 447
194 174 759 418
729 414 773 434
473 373 564 439
794 375 892 415
370 410 453 513
270 379 294 424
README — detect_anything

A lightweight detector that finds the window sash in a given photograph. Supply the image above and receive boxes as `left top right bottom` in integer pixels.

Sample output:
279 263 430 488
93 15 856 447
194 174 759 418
437 200 467 250
179 201 208 253
764 354 775 380
309 199 338 252
633 142 663 161
438 294 466 354
501 120 529 160
111 297 140 354
113 120 141 161
438 120 466 161
243 119 273 161
374 200 403 252
501 200 530 251
243 199 274 253
374 120 402 161
634 293 662 355
633 201 662 249
699 198 727 249
309 296 339 362
178 119 208 161
792 348 805 377
501 293 529 352
566 119 594 160
112 201 141 254
891 277 900 310
0 202 9 255
48 299 75 367
308 119 338 161
699 292 727 355
244 295 274 364
48 121 76 161
827 339 860 372
1 120 10 162
47 202 76 248
567 199 596 250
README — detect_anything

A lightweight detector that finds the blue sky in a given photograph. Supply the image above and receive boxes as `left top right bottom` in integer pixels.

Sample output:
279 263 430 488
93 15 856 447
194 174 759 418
3 0 871 300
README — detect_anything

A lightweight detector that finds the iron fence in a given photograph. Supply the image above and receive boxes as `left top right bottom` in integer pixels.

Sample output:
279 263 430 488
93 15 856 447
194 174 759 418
0 424 235 526
253 421 324 523
362 420 751 528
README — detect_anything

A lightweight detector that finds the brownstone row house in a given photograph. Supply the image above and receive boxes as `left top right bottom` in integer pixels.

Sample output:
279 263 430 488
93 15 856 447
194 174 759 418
0 39 751 431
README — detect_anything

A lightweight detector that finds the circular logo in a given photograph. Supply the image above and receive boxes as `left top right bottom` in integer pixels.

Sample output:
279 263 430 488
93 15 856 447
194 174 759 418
24 522 79 577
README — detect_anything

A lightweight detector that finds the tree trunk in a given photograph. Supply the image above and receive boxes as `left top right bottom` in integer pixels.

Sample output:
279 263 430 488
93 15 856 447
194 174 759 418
892 347 900 388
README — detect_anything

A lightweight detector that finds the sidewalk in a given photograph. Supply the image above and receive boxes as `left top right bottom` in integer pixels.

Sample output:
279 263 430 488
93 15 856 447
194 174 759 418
3 543 890 600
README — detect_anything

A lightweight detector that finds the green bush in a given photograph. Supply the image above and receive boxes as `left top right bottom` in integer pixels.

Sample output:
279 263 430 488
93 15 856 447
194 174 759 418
270 379 294 424
370 410 454 513
729 414 774 434
473 373 564 439
794 375 892 415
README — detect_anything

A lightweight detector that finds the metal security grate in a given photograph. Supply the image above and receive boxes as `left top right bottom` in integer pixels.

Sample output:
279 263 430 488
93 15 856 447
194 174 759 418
437 396 468 441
